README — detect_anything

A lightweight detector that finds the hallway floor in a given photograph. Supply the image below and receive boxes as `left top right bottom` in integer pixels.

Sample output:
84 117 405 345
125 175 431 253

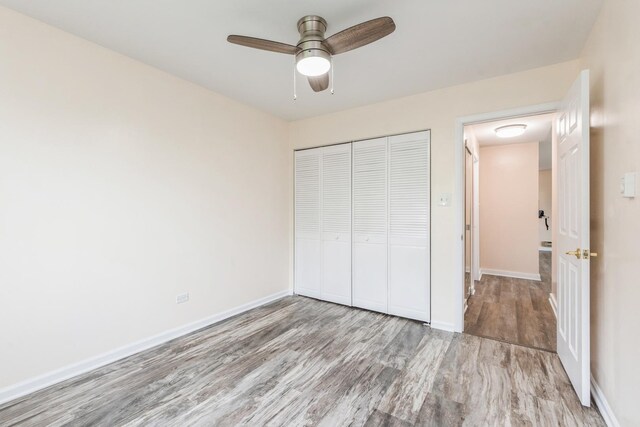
464 252 556 352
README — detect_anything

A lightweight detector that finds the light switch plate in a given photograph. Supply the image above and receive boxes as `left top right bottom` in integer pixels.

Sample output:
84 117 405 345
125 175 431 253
439 193 451 207
621 172 636 198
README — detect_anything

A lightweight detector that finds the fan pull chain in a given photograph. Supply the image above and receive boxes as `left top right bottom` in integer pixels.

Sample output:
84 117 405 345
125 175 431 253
331 59 334 95
293 57 297 101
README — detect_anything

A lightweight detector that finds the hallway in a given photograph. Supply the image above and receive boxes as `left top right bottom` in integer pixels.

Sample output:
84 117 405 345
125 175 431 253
464 252 556 351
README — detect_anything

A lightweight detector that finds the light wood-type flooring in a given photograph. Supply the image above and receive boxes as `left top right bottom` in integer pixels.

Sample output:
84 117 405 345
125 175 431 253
1 293 603 426
465 252 556 351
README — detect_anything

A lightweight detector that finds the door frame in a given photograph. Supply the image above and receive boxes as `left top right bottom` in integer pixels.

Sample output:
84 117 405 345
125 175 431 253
463 144 475 311
453 102 560 332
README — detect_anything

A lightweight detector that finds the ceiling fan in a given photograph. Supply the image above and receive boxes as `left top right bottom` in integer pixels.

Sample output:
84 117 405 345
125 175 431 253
227 15 396 93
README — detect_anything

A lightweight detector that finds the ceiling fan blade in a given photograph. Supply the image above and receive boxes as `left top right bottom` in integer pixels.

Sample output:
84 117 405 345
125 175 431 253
227 35 300 55
308 73 329 92
323 17 396 55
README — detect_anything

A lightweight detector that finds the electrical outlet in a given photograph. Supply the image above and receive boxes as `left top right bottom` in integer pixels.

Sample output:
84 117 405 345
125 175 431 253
176 293 189 304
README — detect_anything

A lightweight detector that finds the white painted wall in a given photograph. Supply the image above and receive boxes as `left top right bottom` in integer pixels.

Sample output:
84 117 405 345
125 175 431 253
289 61 580 328
0 7 290 390
539 132 553 171
581 0 640 425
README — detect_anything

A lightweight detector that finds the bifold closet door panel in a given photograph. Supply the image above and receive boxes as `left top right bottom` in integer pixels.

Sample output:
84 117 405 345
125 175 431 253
295 148 322 299
388 131 431 322
352 137 388 313
296 132 430 320
321 144 352 305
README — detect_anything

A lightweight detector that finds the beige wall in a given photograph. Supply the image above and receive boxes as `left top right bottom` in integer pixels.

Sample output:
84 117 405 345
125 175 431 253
290 61 580 327
479 143 540 276
0 7 290 390
539 169 552 243
581 0 640 425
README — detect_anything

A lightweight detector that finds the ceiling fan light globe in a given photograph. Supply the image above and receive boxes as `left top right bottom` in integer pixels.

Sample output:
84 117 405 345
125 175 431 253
296 56 331 77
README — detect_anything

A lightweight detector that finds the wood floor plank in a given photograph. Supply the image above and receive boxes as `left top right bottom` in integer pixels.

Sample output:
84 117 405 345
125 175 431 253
364 410 412 427
0 296 605 426
463 298 483 327
317 365 398 427
465 252 556 351
415 392 465 427
377 332 450 423
377 320 426 369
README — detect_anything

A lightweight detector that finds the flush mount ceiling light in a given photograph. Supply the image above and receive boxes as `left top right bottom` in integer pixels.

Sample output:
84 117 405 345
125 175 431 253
495 124 527 138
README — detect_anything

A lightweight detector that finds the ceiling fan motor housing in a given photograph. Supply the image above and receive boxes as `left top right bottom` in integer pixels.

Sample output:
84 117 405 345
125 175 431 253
296 15 331 64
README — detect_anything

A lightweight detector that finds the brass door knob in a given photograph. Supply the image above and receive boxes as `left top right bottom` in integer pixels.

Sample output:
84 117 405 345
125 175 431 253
565 248 582 259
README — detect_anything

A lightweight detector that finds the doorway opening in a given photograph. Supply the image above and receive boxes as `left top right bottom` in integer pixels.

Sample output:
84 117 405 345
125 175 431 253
462 112 557 352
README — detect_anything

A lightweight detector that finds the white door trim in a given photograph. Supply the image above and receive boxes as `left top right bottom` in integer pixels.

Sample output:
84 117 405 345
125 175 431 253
453 102 560 332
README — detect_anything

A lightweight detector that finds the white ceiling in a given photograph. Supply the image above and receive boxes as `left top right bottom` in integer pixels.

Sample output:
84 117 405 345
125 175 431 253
467 113 554 147
0 0 603 120
466 113 554 170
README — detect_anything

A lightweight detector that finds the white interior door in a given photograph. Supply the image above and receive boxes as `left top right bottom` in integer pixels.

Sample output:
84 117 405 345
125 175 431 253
387 132 431 322
294 148 322 299
556 70 591 406
352 137 388 313
321 144 352 305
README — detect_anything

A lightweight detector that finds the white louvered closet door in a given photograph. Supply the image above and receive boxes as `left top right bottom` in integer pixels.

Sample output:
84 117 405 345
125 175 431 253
295 148 322 299
321 144 352 305
388 131 431 322
352 138 388 313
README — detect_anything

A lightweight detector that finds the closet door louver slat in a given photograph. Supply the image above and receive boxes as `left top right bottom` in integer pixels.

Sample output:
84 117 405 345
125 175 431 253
352 137 388 313
322 148 351 234
321 144 352 305
388 132 431 321
294 149 322 298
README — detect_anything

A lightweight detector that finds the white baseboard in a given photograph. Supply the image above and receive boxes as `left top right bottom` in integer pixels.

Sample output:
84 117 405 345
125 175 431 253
430 320 457 332
480 268 541 281
591 375 620 427
0 289 292 406
549 293 558 319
